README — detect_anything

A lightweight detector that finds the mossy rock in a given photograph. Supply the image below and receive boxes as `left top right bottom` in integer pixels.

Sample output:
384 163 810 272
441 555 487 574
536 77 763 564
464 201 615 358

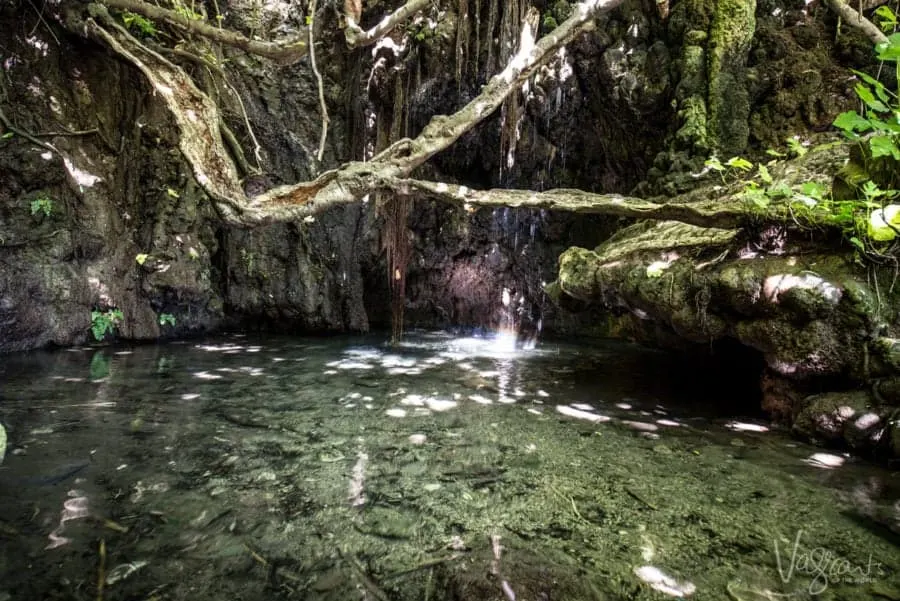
792 391 871 444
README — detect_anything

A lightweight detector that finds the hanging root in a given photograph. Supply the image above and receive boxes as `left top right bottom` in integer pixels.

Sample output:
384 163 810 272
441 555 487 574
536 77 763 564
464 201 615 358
309 0 330 164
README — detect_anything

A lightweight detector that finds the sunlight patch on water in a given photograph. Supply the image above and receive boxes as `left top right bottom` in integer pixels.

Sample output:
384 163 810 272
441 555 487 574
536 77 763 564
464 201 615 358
556 405 611 423
624 421 658 432
46 491 89 550
326 360 375 370
195 343 245 352
634 565 696 597
805 453 846 469
725 421 769 433
192 371 223 380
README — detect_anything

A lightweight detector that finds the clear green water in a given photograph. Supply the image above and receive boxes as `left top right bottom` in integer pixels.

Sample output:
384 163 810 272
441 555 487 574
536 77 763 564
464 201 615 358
0 331 897 601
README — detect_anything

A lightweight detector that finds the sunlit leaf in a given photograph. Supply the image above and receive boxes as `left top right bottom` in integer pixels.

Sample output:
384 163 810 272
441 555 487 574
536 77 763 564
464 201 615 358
868 205 900 241
757 164 773 184
876 34 900 61
136 253 149 265
725 156 753 171
166 188 180 198
832 110 871 134
876 33 900 62
704 156 724 172
869 135 900 159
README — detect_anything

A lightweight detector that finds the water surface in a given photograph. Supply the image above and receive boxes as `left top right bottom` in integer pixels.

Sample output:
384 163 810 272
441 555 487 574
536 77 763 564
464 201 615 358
0 332 897 600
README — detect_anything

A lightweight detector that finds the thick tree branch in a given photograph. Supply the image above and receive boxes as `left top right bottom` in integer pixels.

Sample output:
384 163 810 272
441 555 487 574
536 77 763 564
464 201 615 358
343 0 431 48
255 0 626 214
823 0 888 45
78 0 629 225
84 4 246 212
379 0 624 170
97 0 309 64
389 179 763 230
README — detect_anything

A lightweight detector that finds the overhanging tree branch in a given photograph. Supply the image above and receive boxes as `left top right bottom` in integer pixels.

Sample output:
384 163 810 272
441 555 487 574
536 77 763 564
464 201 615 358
84 4 246 213
388 179 757 229
256 0 626 213
96 0 310 64
343 0 432 48
823 0 888 45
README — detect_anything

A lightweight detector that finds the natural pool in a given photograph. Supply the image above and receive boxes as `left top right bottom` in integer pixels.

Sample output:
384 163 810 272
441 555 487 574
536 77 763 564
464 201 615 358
0 331 897 601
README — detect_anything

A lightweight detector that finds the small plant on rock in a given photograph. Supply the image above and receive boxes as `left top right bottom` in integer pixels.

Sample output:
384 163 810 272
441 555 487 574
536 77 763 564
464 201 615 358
91 308 124 342
29 197 53 218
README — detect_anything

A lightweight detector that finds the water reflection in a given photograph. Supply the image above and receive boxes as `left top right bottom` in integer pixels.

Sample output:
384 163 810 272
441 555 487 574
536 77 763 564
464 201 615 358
0 331 897 601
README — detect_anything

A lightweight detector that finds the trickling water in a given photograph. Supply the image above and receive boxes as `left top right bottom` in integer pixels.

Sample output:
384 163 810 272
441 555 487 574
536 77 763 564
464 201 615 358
0 332 898 601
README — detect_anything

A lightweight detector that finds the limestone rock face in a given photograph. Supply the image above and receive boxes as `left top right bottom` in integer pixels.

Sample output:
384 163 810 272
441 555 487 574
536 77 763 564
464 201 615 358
552 213 900 458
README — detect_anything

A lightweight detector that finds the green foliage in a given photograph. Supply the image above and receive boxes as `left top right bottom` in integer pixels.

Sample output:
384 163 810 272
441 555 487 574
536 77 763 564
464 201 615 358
158 313 177 327
786 136 808 158
833 36 900 163
875 5 899 33
173 1 204 21
121 10 157 36
541 12 559 32
91 308 124 342
29 197 53 218
135 253 150 265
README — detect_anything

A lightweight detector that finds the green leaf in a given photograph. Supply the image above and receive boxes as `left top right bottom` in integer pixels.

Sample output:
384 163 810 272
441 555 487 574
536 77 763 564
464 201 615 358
725 156 753 171
851 69 893 103
704 156 725 172
766 182 792 199
1 132 13 140
305 15 313 25
800 181 828 200
765 148 786 158
855 83 890 112
869 135 900 159
868 205 900 241
875 5 898 32
832 110 872 133
166 188 180 198
876 33 900 62
787 137 808 157
136 253 149 265
757 164 773 184
746 190 770 209
861 180 884 199
849 236 866 252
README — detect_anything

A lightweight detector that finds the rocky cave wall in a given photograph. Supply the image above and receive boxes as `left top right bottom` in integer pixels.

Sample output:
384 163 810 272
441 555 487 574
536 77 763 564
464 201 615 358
0 0 877 355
